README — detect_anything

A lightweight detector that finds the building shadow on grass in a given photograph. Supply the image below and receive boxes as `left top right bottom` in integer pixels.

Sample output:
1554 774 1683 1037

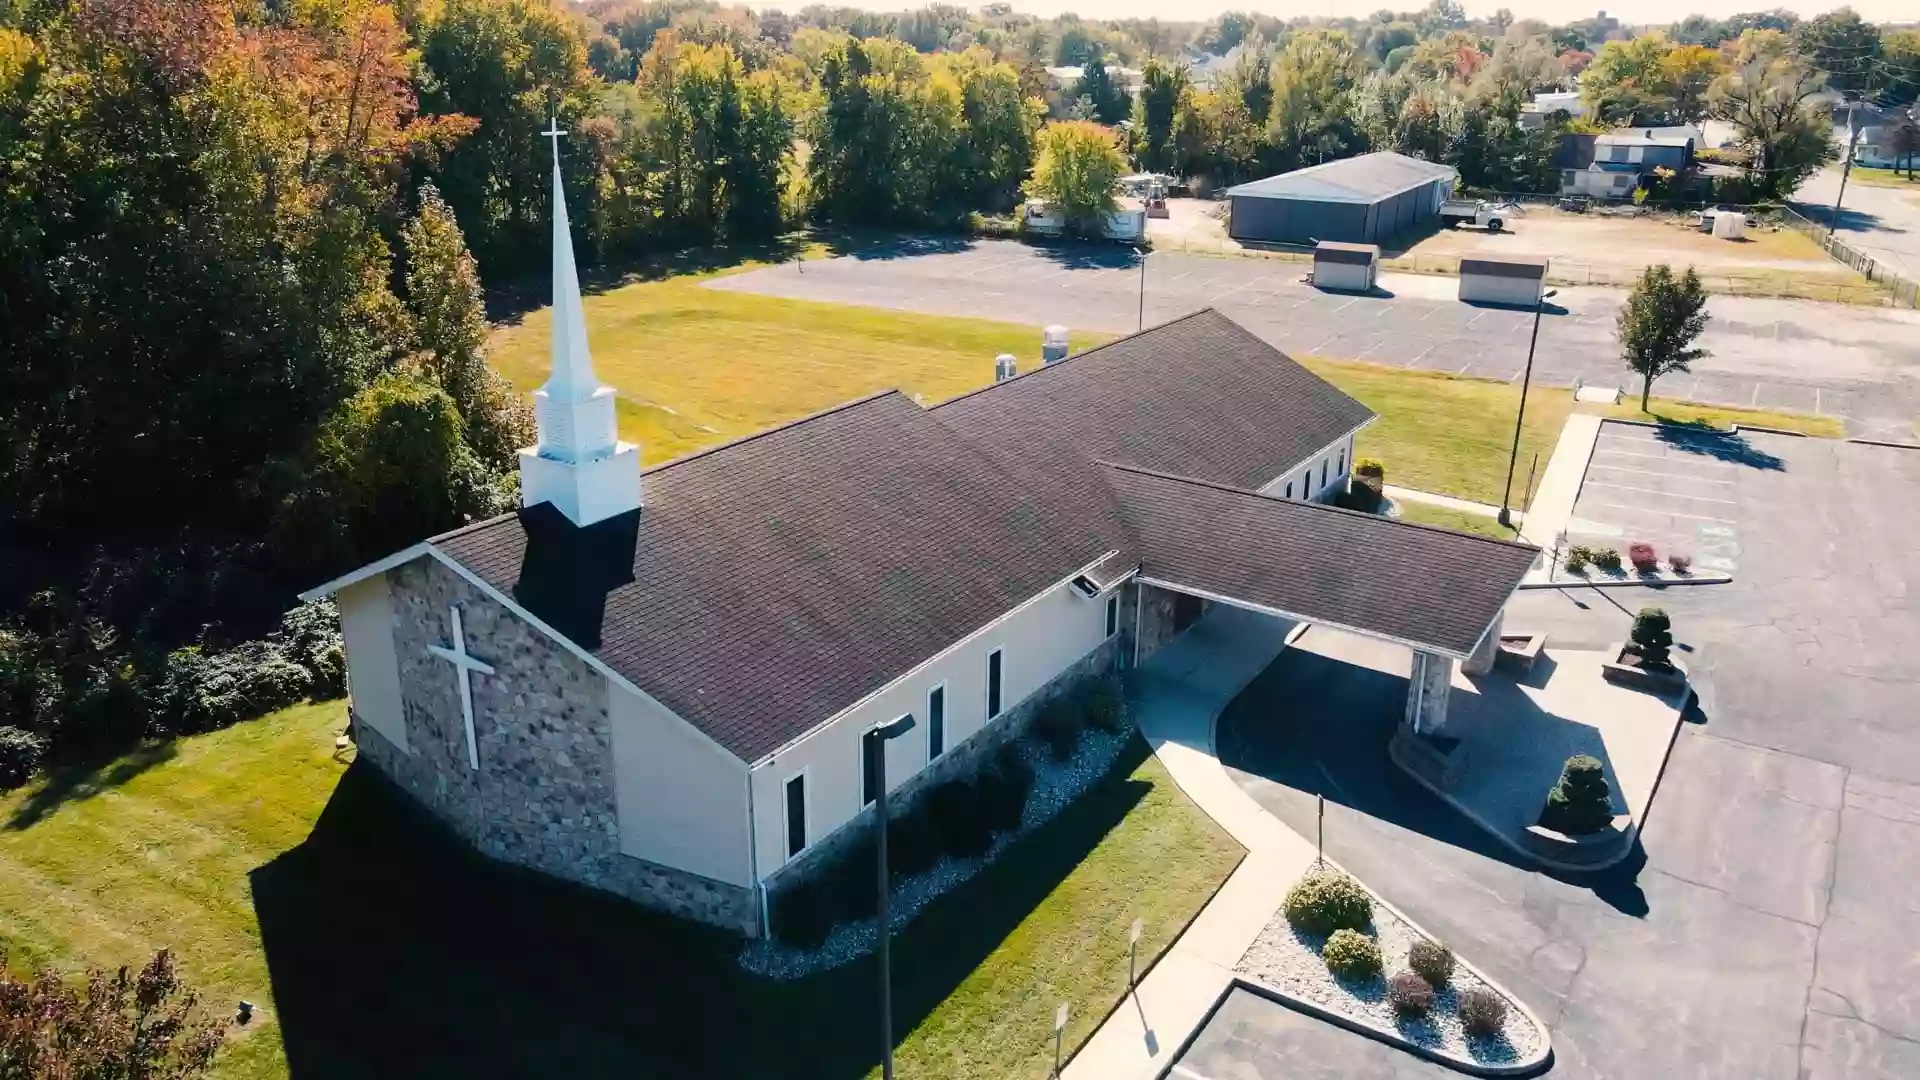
7 740 179 830
1213 645 1648 918
251 742 1155 1079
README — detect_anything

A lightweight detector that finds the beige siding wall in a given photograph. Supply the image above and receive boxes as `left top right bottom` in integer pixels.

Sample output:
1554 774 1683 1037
609 682 753 888
338 575 407 752
1259 433 1358 504
748 574 1117 878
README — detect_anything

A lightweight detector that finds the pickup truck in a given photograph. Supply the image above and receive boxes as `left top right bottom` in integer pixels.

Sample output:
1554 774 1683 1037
1438 199 1506 231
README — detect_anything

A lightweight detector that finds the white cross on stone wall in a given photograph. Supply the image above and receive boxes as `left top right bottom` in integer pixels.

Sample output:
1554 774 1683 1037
428 605 495 771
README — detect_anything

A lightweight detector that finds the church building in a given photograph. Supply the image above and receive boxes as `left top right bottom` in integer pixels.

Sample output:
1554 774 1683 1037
303 132 1536 938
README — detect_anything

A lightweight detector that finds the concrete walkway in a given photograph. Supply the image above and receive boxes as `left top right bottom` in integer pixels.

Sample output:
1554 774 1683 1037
1064 607 1321 1080
1518 413 1603 553
1383 484 1517 522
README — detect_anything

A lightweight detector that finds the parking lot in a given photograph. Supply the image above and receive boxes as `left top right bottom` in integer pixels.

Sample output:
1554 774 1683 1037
1173 433 1920 1079
1567 421 1753 574
708 239 1920 440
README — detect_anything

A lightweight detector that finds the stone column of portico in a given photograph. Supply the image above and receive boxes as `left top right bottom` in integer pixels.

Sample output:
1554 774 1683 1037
1404 650 1453 735
1461 612 1503 677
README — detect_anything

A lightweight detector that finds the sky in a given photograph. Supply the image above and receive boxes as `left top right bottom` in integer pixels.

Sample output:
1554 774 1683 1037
751 2 1912 28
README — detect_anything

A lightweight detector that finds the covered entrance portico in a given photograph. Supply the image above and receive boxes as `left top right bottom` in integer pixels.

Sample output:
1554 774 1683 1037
1105 462 1536 740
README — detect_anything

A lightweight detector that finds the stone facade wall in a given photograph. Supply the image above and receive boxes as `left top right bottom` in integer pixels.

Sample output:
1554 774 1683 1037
762 634 1123 897
360 558 758 936
1133 582 1210 668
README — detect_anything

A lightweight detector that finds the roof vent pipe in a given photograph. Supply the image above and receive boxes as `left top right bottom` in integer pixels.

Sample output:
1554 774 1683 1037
1041 325 1070 365
994 353 1018 382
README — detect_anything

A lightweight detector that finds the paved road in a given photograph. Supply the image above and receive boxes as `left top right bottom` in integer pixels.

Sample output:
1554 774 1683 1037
709 239 1920 441
1796 163 1920 283
1175 433 1920 1079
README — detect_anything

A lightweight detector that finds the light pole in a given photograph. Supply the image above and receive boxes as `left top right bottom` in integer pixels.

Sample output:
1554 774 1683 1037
1498 288 1557 528
867 714 916 1080
1132 246 1147 330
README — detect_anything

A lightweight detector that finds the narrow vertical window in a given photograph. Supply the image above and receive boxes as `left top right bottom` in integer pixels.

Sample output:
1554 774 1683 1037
784 773 807 859
1285 481 1294 499
862 733 877 806
987 649 1004 719
1105 594 1119 637
1338 448 1346 475
1320 460 1328 488
928 686 945 759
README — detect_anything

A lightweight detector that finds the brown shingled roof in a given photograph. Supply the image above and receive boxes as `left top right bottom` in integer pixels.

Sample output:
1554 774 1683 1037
1100 462 1538 658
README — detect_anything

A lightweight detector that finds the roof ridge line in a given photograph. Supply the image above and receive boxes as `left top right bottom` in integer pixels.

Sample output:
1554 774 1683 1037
1097 460 1538 553
642 388 908 474
928 308 1221 411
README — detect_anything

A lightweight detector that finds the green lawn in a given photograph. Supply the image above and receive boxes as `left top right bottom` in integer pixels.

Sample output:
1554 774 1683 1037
1390 500 1524 542
1300 358 1572 509
1586 398 1847 439
487 266 1107 464
0 706 1239 1080
1841 166 1920 189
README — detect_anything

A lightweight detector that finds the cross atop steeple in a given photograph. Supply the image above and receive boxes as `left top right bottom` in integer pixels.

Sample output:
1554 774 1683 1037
542 117 565 169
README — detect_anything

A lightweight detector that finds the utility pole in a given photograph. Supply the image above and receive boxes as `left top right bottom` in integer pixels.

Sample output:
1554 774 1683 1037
1831 99 1863 237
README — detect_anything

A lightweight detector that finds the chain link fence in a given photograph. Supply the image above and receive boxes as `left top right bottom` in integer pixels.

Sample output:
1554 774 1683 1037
1779 207 1920 309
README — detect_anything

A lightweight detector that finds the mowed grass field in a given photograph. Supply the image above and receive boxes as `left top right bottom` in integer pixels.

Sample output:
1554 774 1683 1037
0 705 1239 1080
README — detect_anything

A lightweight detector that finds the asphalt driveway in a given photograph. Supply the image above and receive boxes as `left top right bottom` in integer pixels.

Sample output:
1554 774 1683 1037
707 238 1920 440
1173 434 1920 1079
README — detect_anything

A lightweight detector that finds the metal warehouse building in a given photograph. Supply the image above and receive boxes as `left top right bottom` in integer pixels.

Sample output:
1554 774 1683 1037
1225 152 1459 246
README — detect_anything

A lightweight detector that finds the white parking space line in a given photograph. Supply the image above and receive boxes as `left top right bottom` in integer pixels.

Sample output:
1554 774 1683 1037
1591 448 1742 468
1582 501 1737 523
1582 481 1737 504
1585 463 1735 484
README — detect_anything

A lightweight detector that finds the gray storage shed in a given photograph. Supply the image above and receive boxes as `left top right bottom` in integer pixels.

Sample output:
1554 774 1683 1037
1312 241 1379 292
1225 153 1458 246
1458 255 1549 306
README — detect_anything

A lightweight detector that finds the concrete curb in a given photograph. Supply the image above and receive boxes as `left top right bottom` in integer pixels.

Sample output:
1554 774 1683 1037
1728 423 1809 438
1387 686 1693 876
1846 436 1920 451
1229 975 1554 1078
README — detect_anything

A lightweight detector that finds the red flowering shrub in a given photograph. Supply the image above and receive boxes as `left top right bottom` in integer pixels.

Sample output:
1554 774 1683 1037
1628 541 1658 571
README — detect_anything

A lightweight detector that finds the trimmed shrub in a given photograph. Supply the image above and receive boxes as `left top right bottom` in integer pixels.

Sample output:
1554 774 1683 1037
1321 928 1383 980
1458 987 1509 1037
1590 546 1623 572
0 726 47 790
887 805 942 879
978 750 1034 835
1283 869 1373 934
1563 546 1589 573
1407 939 1456 987
773 879 837 947
1630 606 1674 668
1355 458 1386 483
825 842 880 922
1540 754 1616 836
1667 552 1692 574
928 777 993 858
1628 541 1658 572
1082 679 1124 733
1035 698 1081 762
1387 971 1434 1015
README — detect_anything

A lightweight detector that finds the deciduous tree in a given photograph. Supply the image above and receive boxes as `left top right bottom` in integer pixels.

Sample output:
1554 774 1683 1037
1617 264 1710 410
0 948 225 1078
1024 120 1124 235
1710 28 1834 197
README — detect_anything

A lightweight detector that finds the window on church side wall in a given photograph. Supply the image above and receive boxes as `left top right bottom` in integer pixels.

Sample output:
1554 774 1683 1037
1105 594 1119 637
1285 481 1294 499
784 772 807 858
928 685 945 759
987 649 1004 719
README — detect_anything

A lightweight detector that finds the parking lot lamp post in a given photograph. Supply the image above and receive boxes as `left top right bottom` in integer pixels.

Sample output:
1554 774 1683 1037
867 714 916 1080
1499 289 1558 528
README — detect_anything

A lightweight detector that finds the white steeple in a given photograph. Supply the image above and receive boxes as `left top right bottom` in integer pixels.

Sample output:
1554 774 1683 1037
518 119 642 526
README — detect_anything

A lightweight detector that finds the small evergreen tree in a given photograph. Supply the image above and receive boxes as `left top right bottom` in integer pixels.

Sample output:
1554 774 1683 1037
1542 754 1616 835
1074 54 1129 126
1617 264 1710 410
1630 606 1675 668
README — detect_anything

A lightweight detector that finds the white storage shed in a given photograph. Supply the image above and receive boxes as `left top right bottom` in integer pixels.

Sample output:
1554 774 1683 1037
1458 255 1549 306
1312 241 1380 292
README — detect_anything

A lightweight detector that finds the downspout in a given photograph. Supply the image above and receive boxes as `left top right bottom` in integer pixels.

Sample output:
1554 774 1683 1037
745 765 767 938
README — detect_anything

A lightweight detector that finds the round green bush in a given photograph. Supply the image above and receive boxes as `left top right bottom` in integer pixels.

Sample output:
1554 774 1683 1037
886 806 942 879
1540 754 1616 836
0 725 46 790
1458 987 1509 1037
1082 680 1124 733
1387 971 1433 1015
1283 869 1373 935
1321 928 1383 980
773 880 836 947
1035 699 1082 761
1407 939 1456 987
